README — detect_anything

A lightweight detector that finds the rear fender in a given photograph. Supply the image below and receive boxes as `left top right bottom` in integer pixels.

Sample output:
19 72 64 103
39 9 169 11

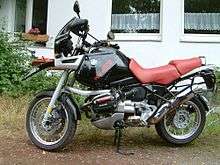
196 94 210 112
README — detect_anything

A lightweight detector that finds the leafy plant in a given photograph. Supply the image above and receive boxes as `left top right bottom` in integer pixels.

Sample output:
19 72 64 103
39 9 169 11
0 31 60 97
0 32 29 95
112 0 160 14
185 0 220 13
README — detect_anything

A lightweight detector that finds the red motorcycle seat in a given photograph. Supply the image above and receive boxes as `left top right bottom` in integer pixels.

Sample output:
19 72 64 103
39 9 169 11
129 59 181 85
169 57 202 75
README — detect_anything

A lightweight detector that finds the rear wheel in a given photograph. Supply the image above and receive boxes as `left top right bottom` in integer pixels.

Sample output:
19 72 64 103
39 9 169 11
26 91 77 151
155 98 206 144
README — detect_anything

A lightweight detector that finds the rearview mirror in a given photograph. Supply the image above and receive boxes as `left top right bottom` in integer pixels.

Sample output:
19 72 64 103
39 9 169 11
107 31 115 40
73 1 80 18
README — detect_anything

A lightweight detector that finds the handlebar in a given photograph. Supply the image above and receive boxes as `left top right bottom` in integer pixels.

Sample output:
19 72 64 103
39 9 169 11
91 41 120 49
55 17 119 56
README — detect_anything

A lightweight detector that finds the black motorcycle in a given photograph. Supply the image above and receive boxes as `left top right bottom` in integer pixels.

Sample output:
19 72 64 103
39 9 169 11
25 1 216 154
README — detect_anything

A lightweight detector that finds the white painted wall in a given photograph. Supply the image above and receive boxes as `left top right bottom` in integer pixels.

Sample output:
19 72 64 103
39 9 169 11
46 0 220 67
0 0 15 32
0 0 218 67
1 0 33 32
0 0 7 29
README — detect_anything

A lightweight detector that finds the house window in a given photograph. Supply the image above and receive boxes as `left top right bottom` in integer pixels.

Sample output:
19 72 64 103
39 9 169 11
14 0 27 32
111 0 161 34
32 0 48 34
184 0 220 34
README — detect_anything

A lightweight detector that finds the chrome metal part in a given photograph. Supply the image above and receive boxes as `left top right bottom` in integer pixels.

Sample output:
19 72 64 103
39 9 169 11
149 93 195 124
44 70 69 120
116 100 158 126
164 101 202 140
125 116 142 127
91 113 124 130
65 87 110 96
140 104 157 125
116 101 135 113
149 102 170 124
30 98 69 146
173 109 190 129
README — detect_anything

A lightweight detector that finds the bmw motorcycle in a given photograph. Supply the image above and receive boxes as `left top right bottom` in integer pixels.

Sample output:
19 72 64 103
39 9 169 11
25 1 216 153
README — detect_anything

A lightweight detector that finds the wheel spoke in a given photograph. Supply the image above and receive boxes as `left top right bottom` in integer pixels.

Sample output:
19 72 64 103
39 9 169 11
164 100 202 140
29 97 69 146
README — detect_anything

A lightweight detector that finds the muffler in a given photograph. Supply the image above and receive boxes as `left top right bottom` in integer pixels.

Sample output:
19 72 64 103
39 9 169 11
149 92 195 124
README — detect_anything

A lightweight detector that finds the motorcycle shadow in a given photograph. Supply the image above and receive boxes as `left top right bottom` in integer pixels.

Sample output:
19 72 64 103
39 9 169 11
60 126 190 153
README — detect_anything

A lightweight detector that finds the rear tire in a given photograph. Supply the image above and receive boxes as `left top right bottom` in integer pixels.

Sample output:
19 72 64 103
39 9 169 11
155 98 206 145
26 91 77 151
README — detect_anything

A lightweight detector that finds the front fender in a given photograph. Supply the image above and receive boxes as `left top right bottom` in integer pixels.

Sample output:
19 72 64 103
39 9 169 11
34 89 81 120
61 94 81 120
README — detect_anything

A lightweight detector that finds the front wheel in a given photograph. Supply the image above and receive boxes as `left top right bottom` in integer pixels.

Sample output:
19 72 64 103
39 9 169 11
155 98 206 145
26 91 77 151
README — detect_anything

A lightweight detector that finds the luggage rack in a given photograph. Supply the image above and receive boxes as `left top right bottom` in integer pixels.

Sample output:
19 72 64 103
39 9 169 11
23 57 63 80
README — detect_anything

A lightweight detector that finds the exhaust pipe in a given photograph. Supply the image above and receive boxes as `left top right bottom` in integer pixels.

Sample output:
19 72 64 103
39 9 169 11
149 92 195 124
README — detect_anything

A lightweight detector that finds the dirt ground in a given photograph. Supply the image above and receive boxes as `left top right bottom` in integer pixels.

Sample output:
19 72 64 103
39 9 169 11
0 96 219 165
0 125 219 165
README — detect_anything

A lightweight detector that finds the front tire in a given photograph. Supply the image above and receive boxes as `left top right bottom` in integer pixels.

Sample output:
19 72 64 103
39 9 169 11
155 98 206 145
26 91 77 151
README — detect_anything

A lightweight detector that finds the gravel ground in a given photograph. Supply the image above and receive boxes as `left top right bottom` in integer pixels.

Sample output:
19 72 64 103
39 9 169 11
0 96 219 165
0 125 219 165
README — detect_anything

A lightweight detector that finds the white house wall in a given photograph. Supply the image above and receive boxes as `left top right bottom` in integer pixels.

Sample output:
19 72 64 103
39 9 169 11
45 0 220 67
0 0 7 29
0 0 16 32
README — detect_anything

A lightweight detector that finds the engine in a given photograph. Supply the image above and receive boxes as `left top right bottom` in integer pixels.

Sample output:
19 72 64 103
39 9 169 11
92 87 147 113
92 93 117 114
90 87 158 130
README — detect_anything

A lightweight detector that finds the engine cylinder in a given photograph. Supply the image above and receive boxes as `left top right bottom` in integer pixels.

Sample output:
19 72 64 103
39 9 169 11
92 93 116 113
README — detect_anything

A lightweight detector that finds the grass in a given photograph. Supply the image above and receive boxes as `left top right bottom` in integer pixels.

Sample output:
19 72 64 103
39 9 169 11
0 94 219 148
0 94 219 165
0 95 28 133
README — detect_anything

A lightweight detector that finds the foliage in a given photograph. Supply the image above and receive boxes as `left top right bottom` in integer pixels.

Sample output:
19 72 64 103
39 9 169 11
112 0 220 14
0 17 7 31
0 32 29 95
112 0 160 14
185 0 220 13
0 31 59 97
215 71 220 81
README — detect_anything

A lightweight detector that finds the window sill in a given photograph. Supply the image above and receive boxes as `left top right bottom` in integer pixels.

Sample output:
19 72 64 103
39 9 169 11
114 33 162 42
22 33 49 42
180 34 220 43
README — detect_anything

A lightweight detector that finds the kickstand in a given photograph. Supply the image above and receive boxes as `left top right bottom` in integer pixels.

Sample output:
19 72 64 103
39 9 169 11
114 121 134 155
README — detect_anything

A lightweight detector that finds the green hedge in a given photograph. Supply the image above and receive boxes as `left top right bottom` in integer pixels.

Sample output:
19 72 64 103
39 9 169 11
0 32 59 97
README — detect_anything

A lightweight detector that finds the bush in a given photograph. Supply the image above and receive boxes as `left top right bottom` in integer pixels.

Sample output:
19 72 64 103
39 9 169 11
0 32 28 95
0 32 59 97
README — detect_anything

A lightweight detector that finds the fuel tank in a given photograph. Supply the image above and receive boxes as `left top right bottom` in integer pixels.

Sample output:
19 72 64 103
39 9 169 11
75 48 133 88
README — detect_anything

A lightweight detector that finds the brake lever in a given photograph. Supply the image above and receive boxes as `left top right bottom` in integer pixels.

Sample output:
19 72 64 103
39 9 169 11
111 44 120 49
93 40 108 47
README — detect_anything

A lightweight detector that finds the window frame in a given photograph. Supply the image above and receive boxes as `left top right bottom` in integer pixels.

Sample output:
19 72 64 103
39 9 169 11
9 0 32 33
110 0 163 42
25 0 33 33
12 0 48 34
180 0 220 43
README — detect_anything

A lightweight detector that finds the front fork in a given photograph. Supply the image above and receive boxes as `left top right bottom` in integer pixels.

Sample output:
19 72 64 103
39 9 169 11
43 70 70 121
